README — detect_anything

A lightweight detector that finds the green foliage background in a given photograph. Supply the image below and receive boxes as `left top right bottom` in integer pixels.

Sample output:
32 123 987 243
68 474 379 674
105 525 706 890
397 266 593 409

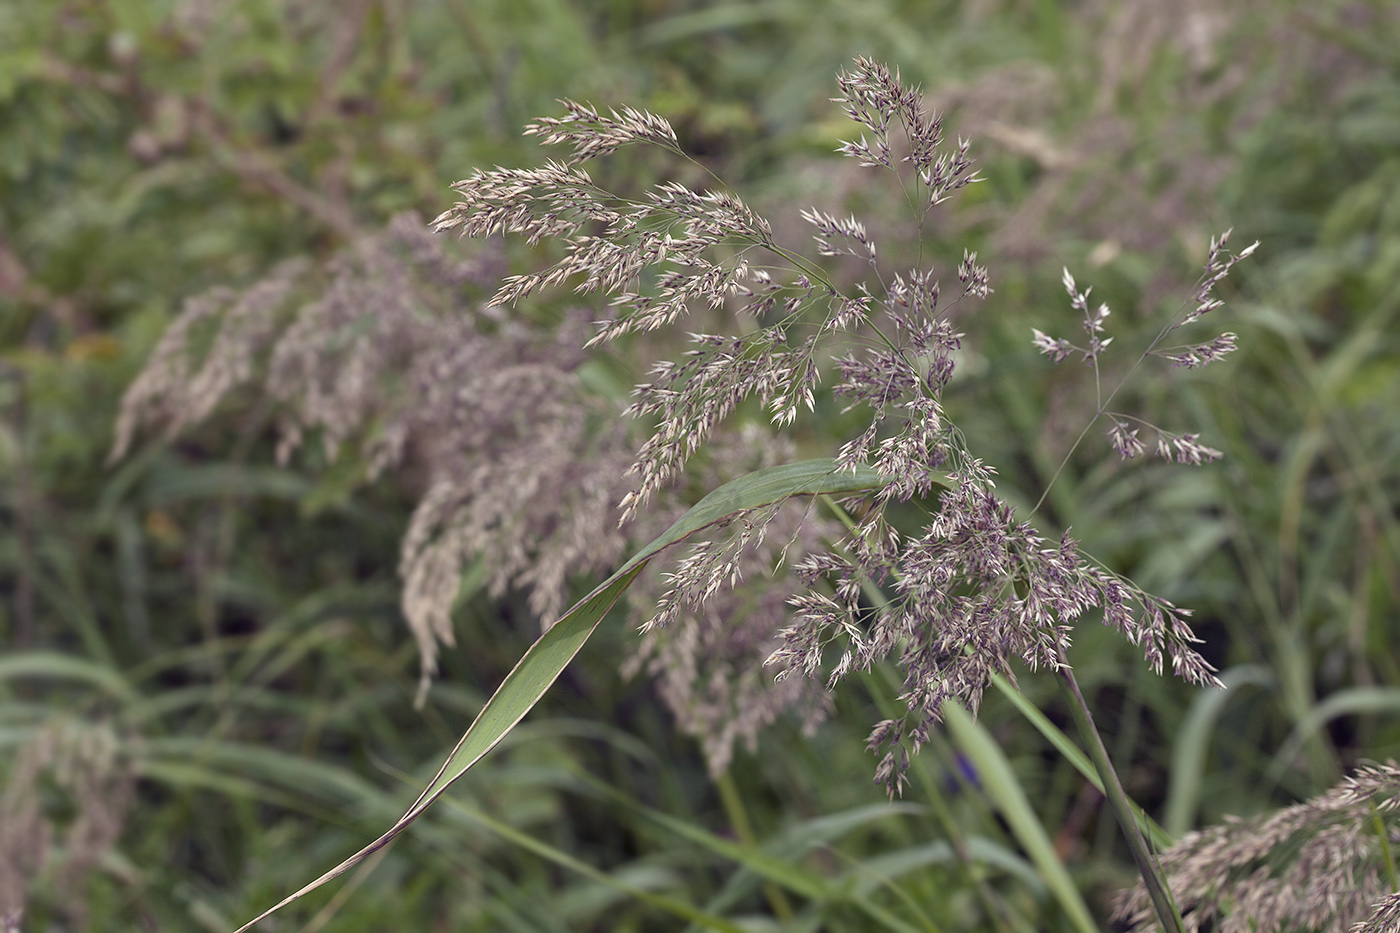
2 0 1398 929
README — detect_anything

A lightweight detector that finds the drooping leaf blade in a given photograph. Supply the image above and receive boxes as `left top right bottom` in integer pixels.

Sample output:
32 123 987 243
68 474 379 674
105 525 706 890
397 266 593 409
235 459 889 931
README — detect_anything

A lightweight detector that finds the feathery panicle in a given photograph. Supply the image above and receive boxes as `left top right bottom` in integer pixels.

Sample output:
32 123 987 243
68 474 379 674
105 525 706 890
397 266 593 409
1177 228 1259 328
772 459 1220 793
1116 762 1400 933
1353 894 1400 933
112 215 636 706
523 99 681 163
771 62 1228 788
1033 231 1254 466
0 721 134 930
435 125 795 524
110 258 307 462
801 208 878 264
832 57 980 208
625 428 840 777
1156 331 1239 369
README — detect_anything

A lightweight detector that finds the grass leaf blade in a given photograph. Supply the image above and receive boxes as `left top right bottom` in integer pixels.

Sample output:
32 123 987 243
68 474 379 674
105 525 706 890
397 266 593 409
234 460 885 931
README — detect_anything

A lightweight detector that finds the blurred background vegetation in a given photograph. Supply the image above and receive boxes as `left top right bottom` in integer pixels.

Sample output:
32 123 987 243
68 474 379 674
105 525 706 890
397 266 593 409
1 0 1398 929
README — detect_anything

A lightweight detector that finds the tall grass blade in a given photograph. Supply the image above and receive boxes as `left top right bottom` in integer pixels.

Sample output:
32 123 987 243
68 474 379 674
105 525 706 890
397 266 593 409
233 460 885 931
942 701 1101 933
1163 665 1272 837
1265 686 1400 788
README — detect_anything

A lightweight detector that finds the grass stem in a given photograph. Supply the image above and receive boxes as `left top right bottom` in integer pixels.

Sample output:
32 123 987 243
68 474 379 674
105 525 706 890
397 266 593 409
1057 657 1184 933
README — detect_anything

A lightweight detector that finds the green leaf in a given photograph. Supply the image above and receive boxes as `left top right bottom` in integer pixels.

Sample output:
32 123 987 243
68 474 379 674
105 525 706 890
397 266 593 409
440 795 747 932
0 652 136 701
234 459 888 931
1163 665 1272 837
943 702 1100 933
585 774 930 932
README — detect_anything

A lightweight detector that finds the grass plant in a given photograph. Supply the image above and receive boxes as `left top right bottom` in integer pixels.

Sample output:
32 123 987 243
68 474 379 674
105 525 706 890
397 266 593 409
116 56 1258 932
6 2 1400 931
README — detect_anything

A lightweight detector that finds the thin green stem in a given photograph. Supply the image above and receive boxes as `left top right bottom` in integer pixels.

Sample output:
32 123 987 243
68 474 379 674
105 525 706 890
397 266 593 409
1057 657 1184 933
1029 262 1231 520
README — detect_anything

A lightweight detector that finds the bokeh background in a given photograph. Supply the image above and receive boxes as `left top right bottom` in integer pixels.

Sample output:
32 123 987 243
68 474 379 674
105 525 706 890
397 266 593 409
2 0 1398 929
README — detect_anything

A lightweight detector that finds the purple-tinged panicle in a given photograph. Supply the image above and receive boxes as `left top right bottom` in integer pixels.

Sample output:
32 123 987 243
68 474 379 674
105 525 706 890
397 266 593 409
1157 332 1238 368
522 99 681 163
1178 228 1258 328
1032 327 1076 363
1109 420 1147 459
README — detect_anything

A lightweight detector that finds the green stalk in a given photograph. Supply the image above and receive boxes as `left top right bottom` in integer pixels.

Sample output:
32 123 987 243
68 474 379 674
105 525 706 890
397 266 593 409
1057 657 1184 933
